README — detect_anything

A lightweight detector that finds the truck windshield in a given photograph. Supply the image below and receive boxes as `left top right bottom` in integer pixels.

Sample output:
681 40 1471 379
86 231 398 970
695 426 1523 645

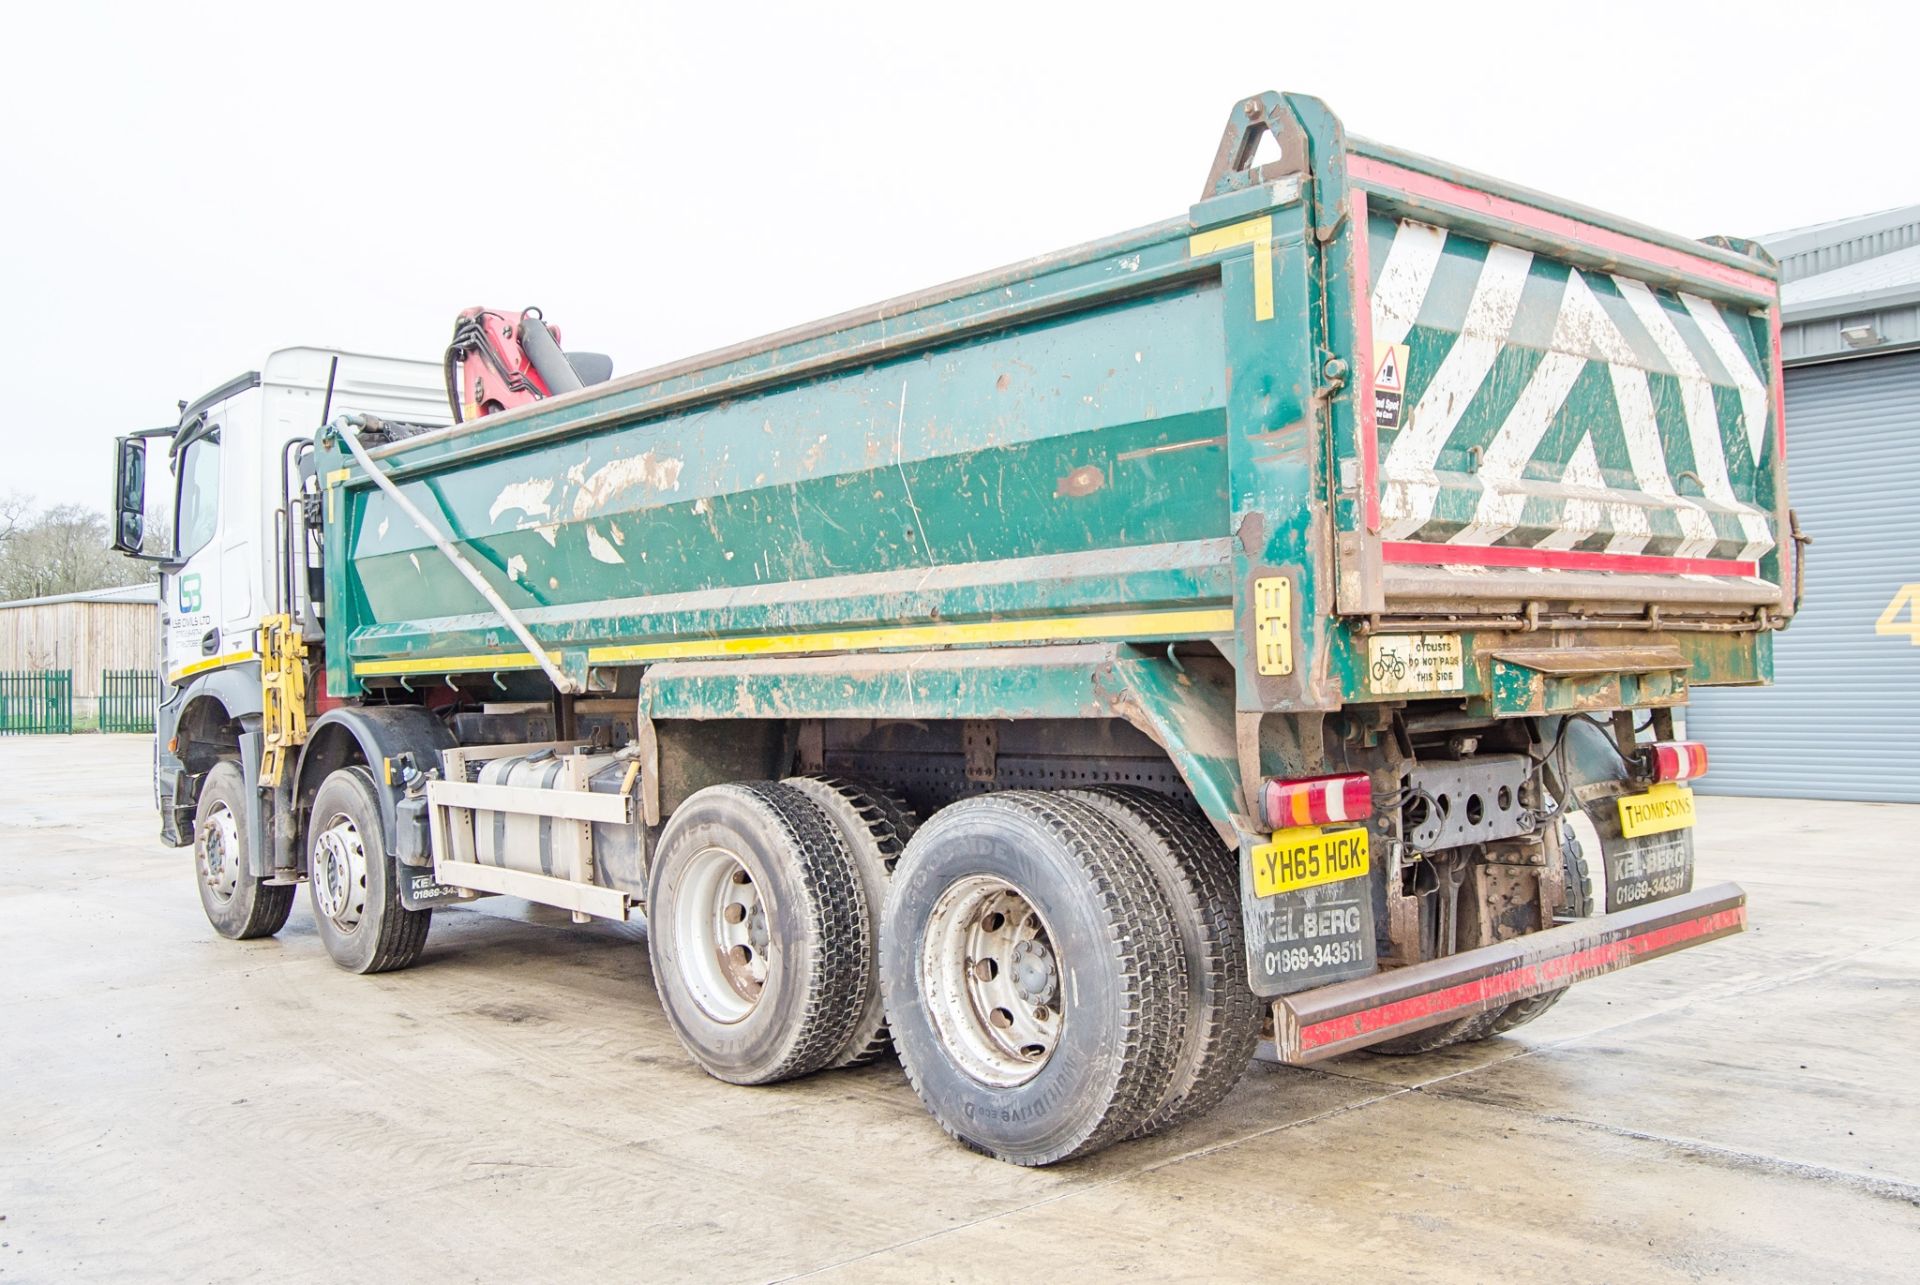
175 433 220 559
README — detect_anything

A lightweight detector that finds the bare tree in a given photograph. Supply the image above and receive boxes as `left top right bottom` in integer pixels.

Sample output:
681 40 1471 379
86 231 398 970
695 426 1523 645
0 500 158 601
0 491 32 543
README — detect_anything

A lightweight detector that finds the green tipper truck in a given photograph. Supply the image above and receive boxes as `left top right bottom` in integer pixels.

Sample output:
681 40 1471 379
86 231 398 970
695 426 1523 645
111 92 1787 1165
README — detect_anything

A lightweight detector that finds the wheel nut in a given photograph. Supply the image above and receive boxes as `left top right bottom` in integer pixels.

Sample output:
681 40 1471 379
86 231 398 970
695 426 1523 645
1032 1006 1049 1022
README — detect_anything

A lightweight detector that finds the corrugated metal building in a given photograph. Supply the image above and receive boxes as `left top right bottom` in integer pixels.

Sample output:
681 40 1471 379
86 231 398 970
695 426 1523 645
0 581 160 718
1688 206 1920 802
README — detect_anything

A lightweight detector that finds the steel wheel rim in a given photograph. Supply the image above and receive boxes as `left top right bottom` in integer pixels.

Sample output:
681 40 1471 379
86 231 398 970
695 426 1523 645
198 801 242 903
674 846 768 1023
312 810 369 932
922 875 1064 1087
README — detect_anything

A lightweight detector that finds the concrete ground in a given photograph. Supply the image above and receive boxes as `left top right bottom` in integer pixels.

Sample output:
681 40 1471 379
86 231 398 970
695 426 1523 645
2 736 1916 1283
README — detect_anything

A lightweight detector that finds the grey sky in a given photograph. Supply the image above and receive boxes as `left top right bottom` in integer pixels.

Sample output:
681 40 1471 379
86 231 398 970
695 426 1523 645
3 0 1913 510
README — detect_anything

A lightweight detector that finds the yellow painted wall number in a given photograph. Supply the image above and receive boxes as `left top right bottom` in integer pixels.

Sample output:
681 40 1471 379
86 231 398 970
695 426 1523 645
1875 583 1920 645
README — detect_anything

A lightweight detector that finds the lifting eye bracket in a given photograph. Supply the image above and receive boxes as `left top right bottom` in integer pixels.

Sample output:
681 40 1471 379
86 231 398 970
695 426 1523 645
1201 90 1310 201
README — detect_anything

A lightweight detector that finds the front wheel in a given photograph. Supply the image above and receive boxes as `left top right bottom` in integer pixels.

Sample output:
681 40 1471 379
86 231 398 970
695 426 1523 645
193 760 294 940
307 766 431 974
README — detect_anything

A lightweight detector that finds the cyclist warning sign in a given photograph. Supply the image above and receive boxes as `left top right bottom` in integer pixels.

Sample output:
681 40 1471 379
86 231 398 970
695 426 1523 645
1372 341 1409 430
1366 632 1464 693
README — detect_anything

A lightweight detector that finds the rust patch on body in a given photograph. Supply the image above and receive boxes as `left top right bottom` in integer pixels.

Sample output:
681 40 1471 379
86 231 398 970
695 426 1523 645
1055 465 1106 498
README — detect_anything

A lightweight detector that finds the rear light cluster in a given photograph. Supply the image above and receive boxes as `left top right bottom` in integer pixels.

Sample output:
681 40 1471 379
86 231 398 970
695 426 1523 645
1644 740 1709 783
1261 773 1372 832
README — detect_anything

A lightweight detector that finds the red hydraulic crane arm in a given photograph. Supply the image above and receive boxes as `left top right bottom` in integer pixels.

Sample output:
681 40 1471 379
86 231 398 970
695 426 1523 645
445 306 610 422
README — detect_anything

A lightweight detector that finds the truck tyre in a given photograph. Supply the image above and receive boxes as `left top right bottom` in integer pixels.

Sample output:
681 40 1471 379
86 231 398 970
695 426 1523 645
881 792 1186 1166
783 776 919 1067
193 760 294 940
1062 786 1261 1136
647 782 869 1086
307 766 431 974
1488 824 1594 1034
1369 822 1592 1055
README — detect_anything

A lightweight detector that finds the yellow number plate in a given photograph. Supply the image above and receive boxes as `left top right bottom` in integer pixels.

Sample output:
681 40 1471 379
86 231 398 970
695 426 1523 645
1250 826 1371 898
1617 783 1697 838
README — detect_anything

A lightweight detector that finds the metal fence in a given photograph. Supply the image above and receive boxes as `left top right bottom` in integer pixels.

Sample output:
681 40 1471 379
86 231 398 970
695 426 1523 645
99 668 160 733
0 670 73 735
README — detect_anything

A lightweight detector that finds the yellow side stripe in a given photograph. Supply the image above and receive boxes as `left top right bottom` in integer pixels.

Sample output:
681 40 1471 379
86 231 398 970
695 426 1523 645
168 651 258 684
353 650 548 677
351 608 1234 678
584 608 1234 664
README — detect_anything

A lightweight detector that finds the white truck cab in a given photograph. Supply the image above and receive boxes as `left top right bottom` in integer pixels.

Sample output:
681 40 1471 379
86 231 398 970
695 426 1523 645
158 349 448 686
111 347 447 844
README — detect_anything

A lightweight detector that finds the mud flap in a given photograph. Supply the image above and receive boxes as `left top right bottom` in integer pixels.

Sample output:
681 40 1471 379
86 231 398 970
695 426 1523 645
1240 851 1376 997
1553 717 1696 913
399 868 477 912
1583 784 1696 912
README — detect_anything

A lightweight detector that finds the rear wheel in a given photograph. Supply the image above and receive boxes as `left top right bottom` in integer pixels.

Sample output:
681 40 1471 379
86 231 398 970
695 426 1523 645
193 761 294 940
783 776 918 1067
307 767 431 974
1062 787 1261 1135
647 782 869 1085
1488 823 1594 1034
882 792 1186 1166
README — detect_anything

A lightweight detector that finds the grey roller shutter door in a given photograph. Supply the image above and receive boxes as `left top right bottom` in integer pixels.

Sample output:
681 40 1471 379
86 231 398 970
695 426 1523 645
1688 347 1920 802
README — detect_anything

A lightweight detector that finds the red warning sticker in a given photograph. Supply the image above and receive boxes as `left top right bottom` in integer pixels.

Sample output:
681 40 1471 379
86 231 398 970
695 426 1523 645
1372 341 1409 430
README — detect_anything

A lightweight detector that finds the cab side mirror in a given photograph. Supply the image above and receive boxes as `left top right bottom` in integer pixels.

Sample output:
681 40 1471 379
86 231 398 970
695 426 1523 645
110 436 147 556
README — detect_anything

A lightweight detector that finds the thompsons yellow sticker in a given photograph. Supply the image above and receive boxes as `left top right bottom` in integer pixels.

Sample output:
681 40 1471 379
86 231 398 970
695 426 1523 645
1250 826 1371 898
1618 783 1697 838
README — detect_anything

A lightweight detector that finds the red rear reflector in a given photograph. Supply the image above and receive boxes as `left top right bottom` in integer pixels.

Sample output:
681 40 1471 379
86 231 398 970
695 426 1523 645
1647 741 1709 783
1261 773 1372 831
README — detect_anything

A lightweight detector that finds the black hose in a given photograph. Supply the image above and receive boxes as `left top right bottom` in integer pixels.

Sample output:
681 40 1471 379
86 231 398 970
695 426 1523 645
444 334 465 425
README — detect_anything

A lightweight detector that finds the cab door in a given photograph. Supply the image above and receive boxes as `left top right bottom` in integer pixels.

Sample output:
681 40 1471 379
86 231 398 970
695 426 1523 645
161 422 227 684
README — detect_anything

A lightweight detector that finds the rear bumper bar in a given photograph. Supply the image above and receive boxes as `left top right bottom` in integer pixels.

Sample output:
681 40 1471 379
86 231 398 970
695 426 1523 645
1272 882 1747 1064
